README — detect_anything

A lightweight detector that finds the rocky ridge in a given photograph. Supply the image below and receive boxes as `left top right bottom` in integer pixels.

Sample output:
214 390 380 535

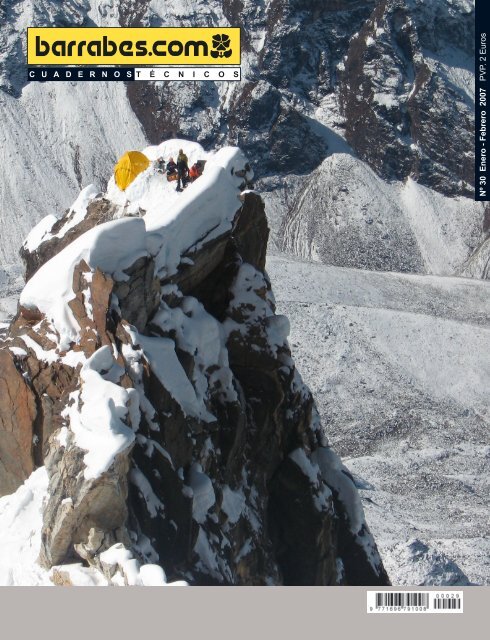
0 143 389 585
338 0 475 196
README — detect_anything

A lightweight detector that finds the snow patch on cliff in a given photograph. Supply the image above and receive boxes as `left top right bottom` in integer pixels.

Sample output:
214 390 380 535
20 218 147 348
65 346 137 480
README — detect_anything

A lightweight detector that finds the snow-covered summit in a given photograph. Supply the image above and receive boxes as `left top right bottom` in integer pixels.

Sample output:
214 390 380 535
19 140 252 347
0 143 388 585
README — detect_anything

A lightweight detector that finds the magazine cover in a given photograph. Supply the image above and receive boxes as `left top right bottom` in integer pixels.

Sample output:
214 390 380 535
0 0 487 608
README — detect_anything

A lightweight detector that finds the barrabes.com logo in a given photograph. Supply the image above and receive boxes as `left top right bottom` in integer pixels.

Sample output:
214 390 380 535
27 27 241 82
27 27 240 65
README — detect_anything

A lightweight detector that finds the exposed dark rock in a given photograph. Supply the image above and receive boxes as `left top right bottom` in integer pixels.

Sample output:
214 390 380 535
268 456 339 585
0 349 37 494
113 257 161 333
483 205 490 235
338 0 475 196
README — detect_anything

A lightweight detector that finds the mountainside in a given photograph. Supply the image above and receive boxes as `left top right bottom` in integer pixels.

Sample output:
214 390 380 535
120 0 474 196
0 0 145 265
338 0 475 196
0 0 485 276
281 154 483 274
0 0 488 588
0 141 389 586
114 0 486 275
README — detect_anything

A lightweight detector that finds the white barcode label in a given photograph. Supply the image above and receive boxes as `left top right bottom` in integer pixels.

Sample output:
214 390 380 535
367 591 463 613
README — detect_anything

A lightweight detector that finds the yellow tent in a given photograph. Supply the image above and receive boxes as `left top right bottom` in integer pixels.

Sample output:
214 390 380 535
114 151 150 191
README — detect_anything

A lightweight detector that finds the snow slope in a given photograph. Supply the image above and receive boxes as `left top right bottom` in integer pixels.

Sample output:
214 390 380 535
267 251 490 585
0 81 147 265
281 154 484 276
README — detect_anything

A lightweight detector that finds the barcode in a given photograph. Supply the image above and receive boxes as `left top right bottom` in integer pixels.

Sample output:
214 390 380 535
433 598 461 610
375 592 429 608
368 591 464 613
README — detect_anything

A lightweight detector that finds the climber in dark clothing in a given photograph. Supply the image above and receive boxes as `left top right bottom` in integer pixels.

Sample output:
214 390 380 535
176 149 189 192
166 157 177 177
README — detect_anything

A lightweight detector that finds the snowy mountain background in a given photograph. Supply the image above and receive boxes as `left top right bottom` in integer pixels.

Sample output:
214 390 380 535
0 0 489 585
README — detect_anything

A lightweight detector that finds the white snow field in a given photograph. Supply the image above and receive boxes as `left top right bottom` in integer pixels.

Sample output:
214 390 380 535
280 153 485 276
267 251 490 585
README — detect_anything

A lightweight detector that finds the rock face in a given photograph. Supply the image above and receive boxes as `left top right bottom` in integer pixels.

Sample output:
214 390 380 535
338 0 475 197
121 0 376 177
0 153 389 584
0 350 37 494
